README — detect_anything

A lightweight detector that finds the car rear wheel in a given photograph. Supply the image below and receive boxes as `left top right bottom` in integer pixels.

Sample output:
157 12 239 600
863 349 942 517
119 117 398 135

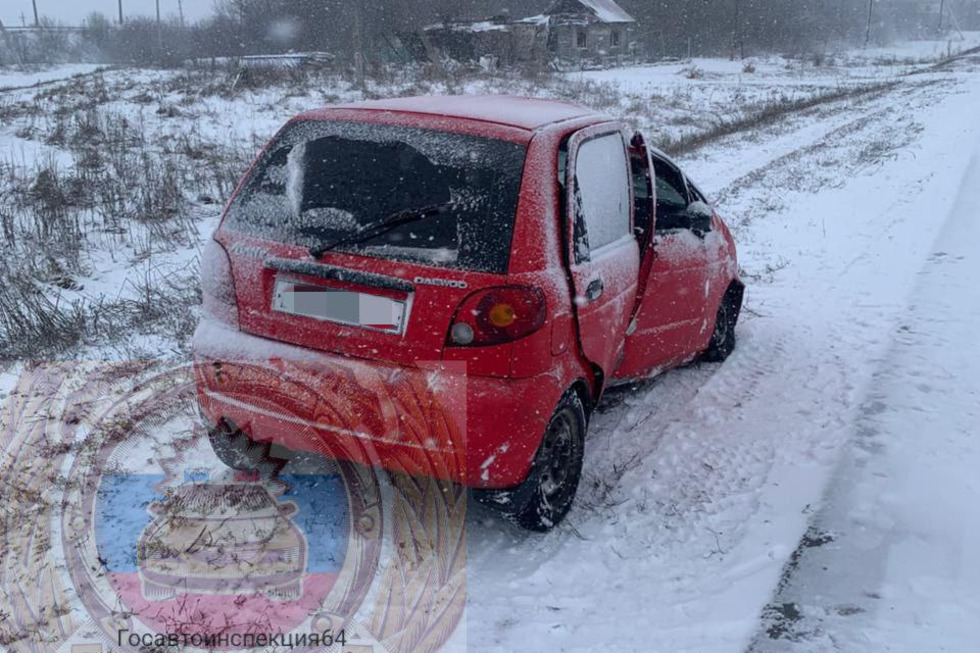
703 294 738 363
481 390 587 533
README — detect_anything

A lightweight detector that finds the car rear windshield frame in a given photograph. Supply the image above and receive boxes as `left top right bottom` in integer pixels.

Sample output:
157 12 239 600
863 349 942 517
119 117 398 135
222 120 528 274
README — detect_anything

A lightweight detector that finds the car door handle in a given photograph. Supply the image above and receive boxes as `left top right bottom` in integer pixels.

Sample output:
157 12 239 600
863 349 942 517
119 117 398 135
586 279 605 303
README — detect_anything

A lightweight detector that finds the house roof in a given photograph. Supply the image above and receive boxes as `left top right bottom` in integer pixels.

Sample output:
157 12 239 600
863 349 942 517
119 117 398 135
547 0 636 24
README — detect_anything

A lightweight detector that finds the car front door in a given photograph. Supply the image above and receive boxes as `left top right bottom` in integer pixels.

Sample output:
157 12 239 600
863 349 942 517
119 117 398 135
565 126 641 380
614 152 711 380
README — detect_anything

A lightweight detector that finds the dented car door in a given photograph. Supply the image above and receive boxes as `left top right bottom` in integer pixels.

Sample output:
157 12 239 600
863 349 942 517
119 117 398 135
564 126 641 379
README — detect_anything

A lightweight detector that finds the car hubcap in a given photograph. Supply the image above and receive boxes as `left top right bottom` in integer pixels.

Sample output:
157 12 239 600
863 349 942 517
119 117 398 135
539 414 574 498
714 303 730 347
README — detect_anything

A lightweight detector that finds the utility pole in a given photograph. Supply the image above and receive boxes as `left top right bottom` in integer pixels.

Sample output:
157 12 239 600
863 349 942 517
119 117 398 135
156 0 163 57
353 4 365 90
177 0 185 27
865 0 874 47
118 0 124 25
32 0 39 27
730 0 742 60
939 0 946 32
238 0 245 55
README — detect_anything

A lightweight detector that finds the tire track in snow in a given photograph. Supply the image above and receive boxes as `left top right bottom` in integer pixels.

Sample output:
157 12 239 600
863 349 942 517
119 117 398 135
682 77 952 199
747 111 980 653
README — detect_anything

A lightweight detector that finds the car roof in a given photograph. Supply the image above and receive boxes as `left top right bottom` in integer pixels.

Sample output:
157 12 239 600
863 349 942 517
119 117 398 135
298 95 604 132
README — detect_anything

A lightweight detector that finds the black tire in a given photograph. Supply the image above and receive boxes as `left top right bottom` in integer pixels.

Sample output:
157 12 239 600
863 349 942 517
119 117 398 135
703 294 738 363
208 420 287 478
481 391 587 532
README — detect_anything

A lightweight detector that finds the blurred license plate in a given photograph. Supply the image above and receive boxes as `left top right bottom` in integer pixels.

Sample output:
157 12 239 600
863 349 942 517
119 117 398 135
272 280 406 333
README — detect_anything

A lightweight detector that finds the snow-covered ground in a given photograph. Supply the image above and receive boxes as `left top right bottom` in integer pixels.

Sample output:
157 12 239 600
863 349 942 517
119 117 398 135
750 120 980 653
465 49 980 653
0 63 105 91
1 34 978 653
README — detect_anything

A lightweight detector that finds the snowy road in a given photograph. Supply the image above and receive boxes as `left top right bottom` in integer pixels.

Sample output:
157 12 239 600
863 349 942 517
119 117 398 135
750 84 980 653
465 57 980 653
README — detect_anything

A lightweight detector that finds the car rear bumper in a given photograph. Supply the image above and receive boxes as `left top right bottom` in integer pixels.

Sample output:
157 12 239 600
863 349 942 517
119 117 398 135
192 320 560 489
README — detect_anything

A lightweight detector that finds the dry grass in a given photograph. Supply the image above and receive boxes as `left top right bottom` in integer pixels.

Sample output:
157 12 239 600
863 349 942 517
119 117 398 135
0 74 247 360
660 81 899 156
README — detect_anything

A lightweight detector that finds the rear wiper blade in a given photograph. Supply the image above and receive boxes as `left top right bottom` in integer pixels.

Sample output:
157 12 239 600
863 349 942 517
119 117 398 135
309 203 451 259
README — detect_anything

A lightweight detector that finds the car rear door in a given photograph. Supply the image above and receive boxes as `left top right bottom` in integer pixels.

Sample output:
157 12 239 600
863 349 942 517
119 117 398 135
564 126 641 378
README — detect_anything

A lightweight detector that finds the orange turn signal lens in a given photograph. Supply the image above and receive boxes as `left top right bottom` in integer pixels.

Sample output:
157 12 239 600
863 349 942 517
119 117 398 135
447 286 546 347
488 303 517 328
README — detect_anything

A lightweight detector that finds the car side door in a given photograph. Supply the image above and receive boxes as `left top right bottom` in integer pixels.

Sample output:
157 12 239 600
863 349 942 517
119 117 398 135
614 152 711 379
564 126 641 380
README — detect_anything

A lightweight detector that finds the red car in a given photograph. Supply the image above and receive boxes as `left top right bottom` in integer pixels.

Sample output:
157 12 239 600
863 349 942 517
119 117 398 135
194 96 743 531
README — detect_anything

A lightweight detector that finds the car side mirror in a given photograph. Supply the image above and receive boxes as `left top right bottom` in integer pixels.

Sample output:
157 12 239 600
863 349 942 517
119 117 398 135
684 201 713 235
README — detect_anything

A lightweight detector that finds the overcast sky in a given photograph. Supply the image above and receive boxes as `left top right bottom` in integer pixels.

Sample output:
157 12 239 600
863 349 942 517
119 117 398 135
1 0 216 27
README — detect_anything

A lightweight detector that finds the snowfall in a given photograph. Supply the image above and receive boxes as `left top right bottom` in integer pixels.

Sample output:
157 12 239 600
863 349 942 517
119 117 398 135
2 33 980 653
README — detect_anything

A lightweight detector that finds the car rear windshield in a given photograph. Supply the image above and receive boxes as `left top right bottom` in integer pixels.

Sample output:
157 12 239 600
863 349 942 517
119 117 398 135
223 120 528 274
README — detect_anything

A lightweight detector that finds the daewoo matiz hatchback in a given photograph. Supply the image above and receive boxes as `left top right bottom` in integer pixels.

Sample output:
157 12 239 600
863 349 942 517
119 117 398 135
194 95 743 531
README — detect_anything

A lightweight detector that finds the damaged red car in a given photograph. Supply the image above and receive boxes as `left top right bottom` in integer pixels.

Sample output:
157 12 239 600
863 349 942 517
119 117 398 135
194 95 743 531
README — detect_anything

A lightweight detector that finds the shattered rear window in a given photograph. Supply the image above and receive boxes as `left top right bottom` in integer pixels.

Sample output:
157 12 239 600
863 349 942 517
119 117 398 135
223 120 528 274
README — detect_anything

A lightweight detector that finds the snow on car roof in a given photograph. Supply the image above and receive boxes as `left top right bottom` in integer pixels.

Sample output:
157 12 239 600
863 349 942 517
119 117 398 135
313 95 602 131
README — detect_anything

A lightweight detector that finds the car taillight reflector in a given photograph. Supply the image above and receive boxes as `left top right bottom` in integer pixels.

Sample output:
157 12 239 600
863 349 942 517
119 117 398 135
448 286 546 347
201 239 240 328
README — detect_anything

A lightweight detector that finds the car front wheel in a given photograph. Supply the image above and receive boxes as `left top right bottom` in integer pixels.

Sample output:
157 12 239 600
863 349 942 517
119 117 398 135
703 295 738 363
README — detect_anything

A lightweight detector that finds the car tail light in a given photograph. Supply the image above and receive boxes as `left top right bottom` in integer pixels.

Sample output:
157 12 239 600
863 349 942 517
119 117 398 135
201 239 240 328
448 286 546 347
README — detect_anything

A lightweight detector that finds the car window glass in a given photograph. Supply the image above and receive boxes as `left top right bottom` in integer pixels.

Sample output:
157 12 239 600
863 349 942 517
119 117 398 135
653 157 691 231
687 181 708 205
631 154 654 252
633 167 651 200
573 133 631 261
558 147 567 186
224 120 527 273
